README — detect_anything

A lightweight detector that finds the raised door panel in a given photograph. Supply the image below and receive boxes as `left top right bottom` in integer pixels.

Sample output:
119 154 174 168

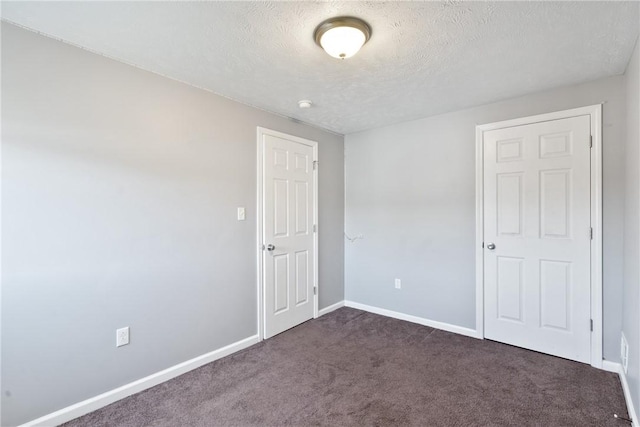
539 132 572 159
496 138 524 163
496 256 524 323
273 179 289 237
294 181 309 235
497 173 523 237
540 260 572 331
295 251 309 305
273 148 288 170
294 153 308 173
540 170 572 239
273 254 289 314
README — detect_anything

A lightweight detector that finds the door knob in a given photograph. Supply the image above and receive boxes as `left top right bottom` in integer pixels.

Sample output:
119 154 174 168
266 244 275 251
487 243 496 250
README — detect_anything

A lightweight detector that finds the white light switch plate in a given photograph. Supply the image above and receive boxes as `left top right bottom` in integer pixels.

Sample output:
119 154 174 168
237 207 246 221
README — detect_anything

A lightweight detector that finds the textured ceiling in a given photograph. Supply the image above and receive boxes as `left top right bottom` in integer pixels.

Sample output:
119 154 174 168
2 1 638 134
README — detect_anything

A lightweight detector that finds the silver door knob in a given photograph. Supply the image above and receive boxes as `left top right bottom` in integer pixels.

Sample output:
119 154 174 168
487 243 496 250
266 244 275 251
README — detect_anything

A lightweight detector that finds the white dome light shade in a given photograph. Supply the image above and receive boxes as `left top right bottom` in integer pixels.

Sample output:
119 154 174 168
314 17 371 60
320 26 366 59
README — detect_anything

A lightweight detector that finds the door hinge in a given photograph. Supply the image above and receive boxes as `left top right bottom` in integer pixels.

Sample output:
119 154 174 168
313 224 317 233
590 319 593 332
590 227 593 240
313 286 317 295
590 135 593 148
313 160 318 170
482 242 484 248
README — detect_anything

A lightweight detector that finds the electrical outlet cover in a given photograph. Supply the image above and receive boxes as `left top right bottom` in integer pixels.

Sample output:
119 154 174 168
621 333 629 374
117 327 130 347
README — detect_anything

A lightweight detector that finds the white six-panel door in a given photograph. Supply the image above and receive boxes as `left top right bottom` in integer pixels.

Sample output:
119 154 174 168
483 115 592 363
261 130 316 339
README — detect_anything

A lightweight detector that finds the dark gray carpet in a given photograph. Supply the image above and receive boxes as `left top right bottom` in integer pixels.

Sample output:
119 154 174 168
64 308 629 426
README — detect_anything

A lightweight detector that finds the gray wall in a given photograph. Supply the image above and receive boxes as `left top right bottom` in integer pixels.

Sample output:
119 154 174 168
1 23 344 426
345 76 625 362
623 35 640 415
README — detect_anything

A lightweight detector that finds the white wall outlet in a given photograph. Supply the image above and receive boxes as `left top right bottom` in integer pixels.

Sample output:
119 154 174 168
237 207 246 221
394 278 401 289
621 333 629 374
116 327 130 347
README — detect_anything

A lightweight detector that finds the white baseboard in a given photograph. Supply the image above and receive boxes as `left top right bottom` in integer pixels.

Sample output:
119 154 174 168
344 300 479 339
601 360 638 427
21 334 261 427
602 360 621 373
318 300 345 317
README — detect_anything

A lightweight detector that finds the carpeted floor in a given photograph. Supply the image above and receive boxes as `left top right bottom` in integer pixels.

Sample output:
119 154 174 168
64 308 629 426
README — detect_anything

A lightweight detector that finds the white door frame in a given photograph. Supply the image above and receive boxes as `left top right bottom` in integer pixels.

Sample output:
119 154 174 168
256 127 319 341
475 104 603 368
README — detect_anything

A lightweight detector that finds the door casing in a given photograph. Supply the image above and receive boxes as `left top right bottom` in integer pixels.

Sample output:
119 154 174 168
475 105 603 368
256 127 319 341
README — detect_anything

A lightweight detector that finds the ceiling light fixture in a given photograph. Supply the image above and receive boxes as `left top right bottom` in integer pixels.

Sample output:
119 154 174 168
314 16 371 59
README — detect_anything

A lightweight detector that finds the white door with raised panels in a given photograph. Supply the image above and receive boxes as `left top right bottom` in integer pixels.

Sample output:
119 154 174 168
260 128 317 339
483 115 592 363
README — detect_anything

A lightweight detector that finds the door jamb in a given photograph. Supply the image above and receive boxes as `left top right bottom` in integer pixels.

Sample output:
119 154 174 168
256 127 319 341
474 104 603 368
